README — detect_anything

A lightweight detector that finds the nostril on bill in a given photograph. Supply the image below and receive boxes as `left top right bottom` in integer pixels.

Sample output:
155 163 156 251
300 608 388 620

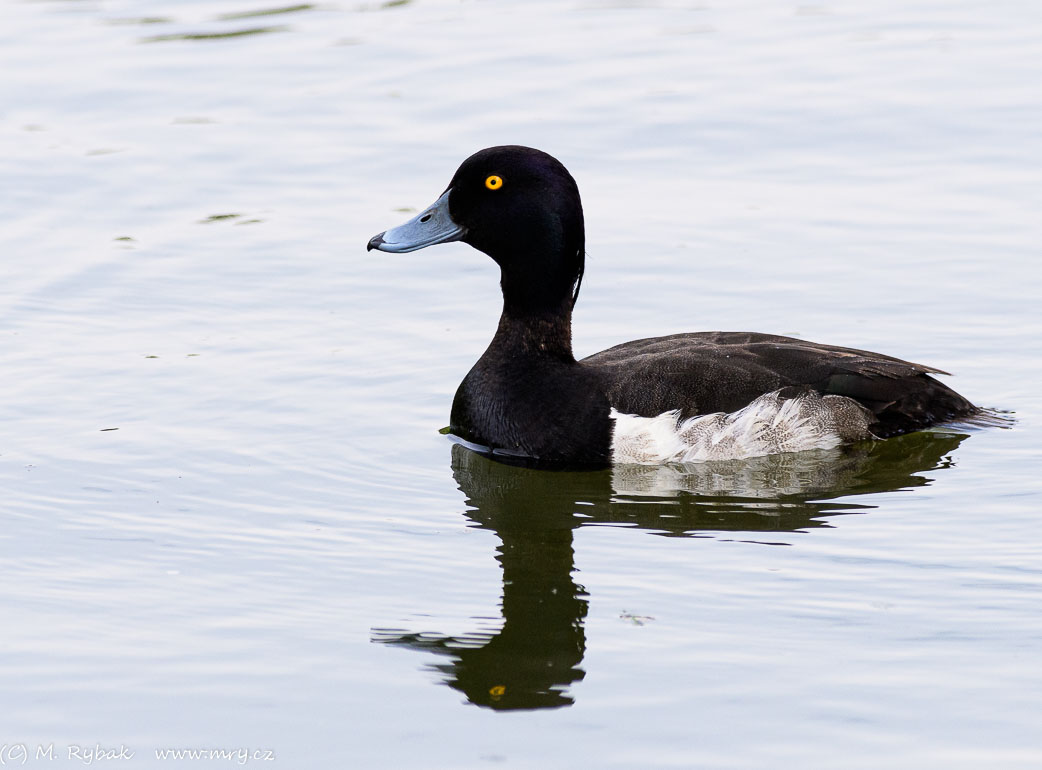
419 213 432 223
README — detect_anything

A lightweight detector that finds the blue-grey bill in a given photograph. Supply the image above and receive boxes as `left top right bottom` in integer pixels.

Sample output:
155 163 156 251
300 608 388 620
367 190 464 253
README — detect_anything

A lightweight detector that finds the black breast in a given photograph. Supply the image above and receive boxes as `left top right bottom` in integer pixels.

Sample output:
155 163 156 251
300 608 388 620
451 354 614 466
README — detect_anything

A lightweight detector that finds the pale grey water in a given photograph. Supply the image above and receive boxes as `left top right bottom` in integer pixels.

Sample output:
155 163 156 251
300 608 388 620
1 0 1041 767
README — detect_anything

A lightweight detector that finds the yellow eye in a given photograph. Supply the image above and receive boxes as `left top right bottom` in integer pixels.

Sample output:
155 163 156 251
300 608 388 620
485 175 503 190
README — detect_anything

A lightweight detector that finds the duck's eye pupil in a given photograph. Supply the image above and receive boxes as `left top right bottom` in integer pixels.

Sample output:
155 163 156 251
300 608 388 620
485 175 503 190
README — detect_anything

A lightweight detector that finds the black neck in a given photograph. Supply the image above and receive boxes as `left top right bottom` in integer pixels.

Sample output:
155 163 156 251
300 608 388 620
490 302 576 363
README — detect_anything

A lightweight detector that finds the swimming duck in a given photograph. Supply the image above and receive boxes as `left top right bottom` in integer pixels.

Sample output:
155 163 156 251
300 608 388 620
367 146 979 467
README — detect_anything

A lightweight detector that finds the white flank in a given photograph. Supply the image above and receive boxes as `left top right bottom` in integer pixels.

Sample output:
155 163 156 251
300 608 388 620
611 389 875 464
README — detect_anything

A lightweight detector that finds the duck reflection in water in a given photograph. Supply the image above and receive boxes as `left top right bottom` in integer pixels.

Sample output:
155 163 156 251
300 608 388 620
371 431 968 710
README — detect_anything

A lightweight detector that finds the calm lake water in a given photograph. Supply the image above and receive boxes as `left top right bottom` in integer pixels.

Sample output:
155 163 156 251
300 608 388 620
2 0 1041 767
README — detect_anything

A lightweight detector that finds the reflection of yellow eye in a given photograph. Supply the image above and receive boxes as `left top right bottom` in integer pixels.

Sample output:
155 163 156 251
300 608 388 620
485 175 503 190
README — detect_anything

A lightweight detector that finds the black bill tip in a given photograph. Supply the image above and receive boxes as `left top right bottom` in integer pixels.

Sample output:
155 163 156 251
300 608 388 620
367 233 386 252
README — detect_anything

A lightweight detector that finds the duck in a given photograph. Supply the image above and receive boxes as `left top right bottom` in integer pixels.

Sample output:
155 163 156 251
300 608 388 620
367 145 980 468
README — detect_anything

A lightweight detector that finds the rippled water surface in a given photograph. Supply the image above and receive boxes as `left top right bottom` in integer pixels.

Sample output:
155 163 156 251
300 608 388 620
2 1 1041 767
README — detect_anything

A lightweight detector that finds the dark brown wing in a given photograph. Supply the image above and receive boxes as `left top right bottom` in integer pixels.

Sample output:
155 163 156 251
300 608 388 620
581 331 977 437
